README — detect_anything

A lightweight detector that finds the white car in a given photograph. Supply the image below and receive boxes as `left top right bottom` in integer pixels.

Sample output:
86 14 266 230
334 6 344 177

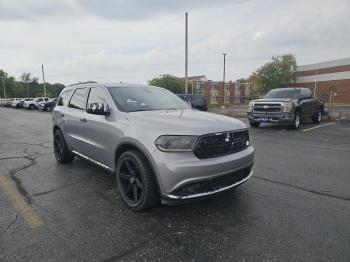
1 98 13 107
23 97 50 110
11 98 23 108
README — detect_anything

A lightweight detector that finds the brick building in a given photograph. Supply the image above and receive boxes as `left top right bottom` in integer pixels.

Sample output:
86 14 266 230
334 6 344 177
192 80 253 105
293 57 350 103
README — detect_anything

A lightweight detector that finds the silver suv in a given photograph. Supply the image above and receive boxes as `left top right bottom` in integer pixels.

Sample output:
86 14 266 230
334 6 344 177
53 82 254 211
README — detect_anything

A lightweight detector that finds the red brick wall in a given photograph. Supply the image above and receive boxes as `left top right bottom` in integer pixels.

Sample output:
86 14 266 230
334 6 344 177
291 79 350 103
229 84 235 103
204 82 211 103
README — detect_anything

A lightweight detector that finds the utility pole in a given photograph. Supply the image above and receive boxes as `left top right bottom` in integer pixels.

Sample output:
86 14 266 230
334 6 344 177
42 64 47 97
185 12 188 94
313 70 318 98
223 53 227 83
223 53 227 104
1 77 6 98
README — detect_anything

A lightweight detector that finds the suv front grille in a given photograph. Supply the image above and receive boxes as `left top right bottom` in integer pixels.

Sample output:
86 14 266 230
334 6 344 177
253 103 282 113
194 129 249 159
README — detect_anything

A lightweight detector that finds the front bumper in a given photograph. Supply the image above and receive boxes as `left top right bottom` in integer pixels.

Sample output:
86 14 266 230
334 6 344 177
247 112 294 124
151 146 254 202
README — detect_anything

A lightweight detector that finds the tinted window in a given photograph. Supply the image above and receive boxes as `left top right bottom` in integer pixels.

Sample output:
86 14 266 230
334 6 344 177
57 90 73 106
305 89 313 98
69 88 87 110
264 89 301 99
87 88 108 111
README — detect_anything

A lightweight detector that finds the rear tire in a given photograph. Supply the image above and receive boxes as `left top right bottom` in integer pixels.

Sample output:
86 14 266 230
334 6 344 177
290 112 301 130
116 150 159 212
29 104 35 110
312 111 322 124
249 121 260 128
53 129 75 163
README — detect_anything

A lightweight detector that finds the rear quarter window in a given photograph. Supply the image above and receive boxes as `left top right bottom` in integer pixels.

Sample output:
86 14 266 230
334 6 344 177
57 89 73 106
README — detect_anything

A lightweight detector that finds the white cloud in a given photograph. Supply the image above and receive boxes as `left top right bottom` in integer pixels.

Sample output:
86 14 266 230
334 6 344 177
253 31 266 40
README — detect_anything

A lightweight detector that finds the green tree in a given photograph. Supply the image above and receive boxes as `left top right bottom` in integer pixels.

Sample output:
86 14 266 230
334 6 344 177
252 54 297 96
0 69 65 98
20 72 32 97
148 74 185 94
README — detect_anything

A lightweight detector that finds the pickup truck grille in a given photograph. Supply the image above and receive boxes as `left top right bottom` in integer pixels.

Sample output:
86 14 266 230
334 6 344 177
194 130 249 159
253 103 282 113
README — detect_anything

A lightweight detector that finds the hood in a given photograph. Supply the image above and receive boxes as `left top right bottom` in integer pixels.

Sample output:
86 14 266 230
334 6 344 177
125 109 247 136
252 98 296 103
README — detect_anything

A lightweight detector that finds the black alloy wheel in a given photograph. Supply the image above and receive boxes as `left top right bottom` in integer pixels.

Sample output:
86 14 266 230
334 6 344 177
119 158 143 205
53 129 75 163
116 150 159 211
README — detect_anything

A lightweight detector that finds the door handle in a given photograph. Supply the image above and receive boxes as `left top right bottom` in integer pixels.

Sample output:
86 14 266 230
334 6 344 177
80 118 87 122
60 113 65 117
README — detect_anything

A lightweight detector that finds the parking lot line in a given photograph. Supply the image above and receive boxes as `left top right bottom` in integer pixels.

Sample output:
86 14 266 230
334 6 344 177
0 173 43 229
301 122 336 132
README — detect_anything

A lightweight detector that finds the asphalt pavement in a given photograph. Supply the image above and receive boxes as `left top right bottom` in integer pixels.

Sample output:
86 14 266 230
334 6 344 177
0 107 349 261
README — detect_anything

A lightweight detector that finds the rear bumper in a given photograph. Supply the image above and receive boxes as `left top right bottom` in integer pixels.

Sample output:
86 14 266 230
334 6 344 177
247 112 294 124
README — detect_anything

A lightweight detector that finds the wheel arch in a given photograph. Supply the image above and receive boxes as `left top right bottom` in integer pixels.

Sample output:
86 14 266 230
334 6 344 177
114 141 162 196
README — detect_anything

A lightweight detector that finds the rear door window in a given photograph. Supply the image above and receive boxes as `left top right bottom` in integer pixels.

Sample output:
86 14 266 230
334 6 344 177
69 88 87 110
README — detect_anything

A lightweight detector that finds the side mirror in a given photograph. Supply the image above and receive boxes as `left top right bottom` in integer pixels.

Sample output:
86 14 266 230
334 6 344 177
87 102 110 116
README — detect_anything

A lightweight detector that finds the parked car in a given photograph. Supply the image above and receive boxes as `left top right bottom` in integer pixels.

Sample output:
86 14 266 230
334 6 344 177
247 87 324 129
23 97 50 110
1 98 13 107
11 98 23 108
18 98 34 108
38 98 57 111
177 94 208 111
53 82 254 211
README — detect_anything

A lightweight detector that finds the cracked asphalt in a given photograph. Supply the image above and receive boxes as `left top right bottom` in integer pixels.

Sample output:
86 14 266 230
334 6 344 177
0 107 349 261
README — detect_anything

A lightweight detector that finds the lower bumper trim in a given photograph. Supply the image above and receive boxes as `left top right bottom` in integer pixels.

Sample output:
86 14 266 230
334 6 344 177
164 169 253 200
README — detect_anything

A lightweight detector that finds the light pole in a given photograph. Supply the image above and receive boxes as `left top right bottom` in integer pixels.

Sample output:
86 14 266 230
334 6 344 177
223 53 227 84
185 12 188 94
314 70 318 98
1 77 6 98
42 64 47 97
223 53 227 104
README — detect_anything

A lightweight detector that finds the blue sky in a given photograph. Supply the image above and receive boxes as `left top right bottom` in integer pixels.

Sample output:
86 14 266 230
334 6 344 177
0 0 349 85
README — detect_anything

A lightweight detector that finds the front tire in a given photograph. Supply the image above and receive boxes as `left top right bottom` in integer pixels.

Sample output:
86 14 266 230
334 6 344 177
312 111 322 124
29 104 35 110
290 112 301 130
53 129 75 163
116 150 159 212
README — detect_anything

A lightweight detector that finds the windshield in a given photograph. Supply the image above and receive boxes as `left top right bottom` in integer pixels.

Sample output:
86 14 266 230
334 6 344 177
107 85 191 112
264 89 300 99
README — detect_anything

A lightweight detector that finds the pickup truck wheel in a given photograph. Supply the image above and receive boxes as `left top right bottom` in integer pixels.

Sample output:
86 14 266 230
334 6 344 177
290 113 301 130
312 111 322 124
249 121 260 128
116 150 159 212
53 129 75 163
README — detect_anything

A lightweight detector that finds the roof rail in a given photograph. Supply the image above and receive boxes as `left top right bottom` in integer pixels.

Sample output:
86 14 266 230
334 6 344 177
68 81 98 87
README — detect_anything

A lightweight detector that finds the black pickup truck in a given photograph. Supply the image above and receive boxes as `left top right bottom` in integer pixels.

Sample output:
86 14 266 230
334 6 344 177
247 87 324 129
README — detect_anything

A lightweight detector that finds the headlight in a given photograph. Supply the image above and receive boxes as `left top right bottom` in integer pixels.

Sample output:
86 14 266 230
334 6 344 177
248 101 254 112
282 102 293 112
155 135 198 152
